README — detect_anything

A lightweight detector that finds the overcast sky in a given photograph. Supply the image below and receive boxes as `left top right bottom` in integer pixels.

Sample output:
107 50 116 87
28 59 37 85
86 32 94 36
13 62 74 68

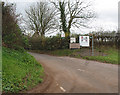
3 0 119 35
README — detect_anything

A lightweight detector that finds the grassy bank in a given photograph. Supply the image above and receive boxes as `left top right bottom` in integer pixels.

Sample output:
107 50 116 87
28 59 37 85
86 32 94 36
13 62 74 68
2 47 44 93
83 48 118 64
30 47 118 64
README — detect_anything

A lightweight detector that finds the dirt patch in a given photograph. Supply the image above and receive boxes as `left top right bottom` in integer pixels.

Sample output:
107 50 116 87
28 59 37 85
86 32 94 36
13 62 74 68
70 48 107 57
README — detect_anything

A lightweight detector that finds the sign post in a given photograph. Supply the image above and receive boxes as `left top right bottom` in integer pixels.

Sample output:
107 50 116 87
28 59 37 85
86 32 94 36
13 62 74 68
92 36 94 56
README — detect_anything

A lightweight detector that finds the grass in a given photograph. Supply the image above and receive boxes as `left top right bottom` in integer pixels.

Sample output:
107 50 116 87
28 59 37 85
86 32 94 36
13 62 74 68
83 47 118 64
30 47 118 64
2 47 44 93
30 49 80 56
0 47 1 92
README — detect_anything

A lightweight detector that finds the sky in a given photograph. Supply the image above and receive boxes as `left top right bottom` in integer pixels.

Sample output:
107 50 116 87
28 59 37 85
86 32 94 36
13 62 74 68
3 0 119 36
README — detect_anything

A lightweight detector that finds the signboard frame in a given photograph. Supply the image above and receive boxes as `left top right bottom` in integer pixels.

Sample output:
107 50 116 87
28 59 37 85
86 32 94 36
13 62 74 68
79 36 90 47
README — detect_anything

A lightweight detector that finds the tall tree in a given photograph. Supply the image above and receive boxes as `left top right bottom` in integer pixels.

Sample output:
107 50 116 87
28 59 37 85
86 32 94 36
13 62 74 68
59 2 68 36
52 0 95 37
25 2 58 38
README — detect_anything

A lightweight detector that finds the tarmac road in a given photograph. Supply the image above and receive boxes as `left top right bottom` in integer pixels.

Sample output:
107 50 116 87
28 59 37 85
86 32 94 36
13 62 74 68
29 52 118 93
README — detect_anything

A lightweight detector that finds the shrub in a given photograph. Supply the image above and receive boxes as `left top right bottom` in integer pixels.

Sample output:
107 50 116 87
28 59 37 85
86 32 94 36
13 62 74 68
29 36 69 50
2 2 28 50
12 45 25 52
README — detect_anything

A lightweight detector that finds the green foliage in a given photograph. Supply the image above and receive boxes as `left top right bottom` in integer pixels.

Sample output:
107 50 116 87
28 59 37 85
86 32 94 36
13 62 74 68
2 2 28 49
12 45 25 52
2 47 44 93
29 36 69 50
22 36 29 49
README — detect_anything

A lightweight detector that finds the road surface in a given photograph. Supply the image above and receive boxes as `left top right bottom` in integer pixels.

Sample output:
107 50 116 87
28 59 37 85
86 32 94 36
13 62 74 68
28 52 118 93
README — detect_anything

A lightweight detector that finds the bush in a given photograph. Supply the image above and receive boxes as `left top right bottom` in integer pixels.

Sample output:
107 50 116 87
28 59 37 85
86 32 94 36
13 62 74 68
29 36 69 50
12 45 25 52
2 2 28 50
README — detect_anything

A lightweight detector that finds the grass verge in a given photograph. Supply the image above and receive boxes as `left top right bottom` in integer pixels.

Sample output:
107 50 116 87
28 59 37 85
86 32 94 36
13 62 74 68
83 47 118 64
30 47 118 64
2 47 44 93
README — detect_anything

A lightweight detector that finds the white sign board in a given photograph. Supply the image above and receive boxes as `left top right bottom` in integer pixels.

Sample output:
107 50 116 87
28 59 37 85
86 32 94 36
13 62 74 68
79 36 89 47
61 32 65 37
70 37 76 43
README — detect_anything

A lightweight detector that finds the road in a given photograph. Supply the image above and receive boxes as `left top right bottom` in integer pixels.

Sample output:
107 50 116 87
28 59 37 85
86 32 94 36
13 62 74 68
29 52 118 93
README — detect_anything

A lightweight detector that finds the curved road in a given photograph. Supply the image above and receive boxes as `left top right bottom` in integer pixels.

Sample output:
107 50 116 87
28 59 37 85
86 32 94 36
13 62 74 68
29 52 118 93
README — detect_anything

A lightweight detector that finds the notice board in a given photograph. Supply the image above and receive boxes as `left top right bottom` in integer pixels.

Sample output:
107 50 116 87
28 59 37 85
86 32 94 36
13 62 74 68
79 36 90 47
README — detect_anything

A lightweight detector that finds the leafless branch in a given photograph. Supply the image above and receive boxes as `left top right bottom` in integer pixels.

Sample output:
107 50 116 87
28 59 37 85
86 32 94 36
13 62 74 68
25 2 58 37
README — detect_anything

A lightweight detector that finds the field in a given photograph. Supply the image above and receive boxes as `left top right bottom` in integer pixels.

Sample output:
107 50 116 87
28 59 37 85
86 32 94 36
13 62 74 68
30 47 118 64
2 47 44 93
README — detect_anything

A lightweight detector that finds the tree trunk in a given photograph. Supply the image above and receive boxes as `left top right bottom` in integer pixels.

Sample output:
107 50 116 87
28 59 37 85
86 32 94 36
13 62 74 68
65 32 70 38
41 32 45 38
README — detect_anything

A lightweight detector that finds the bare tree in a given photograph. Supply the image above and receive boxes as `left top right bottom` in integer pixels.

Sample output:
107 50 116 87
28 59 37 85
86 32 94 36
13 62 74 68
25 2 58 38
52 0 95 37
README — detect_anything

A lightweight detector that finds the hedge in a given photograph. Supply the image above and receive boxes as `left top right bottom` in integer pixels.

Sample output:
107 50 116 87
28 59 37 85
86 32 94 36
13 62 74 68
29 36 69 50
